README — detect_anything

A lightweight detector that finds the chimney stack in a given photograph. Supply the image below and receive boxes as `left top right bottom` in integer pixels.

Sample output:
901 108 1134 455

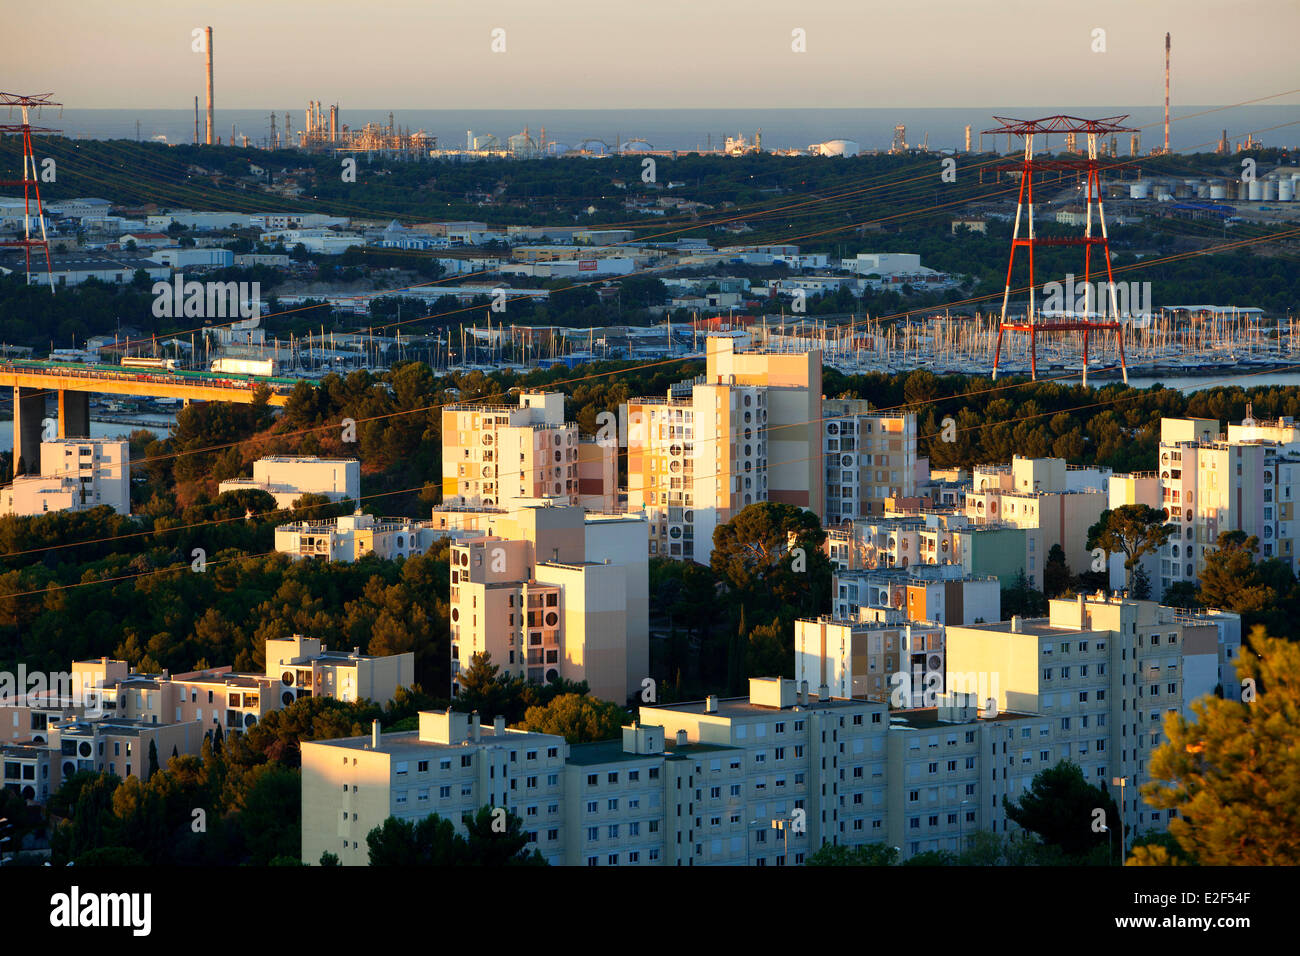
371 719 380 750
799 680 809 706
470 711 481 742
1163 32 1171 154
204 26 214 146
704 696 718 714
675 729 687 747
818 684 829 702
493 715 505 737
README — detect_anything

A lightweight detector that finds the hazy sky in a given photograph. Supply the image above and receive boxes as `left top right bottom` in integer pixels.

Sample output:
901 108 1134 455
5 0 1298 110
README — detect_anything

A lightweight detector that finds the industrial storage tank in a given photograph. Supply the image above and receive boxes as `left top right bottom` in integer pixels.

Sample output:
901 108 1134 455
1262 180 1278 201
1248 179 1263 201
1130 180 1150 199
1209 183 1228 200
813 139 860 157
1195 182 1210 198
1238 181 1250 200
1280 179 1296 202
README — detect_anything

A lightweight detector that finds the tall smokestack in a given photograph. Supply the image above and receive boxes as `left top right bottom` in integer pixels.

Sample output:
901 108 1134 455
1163 32 1170 154
204 26 214 145
194 96 199 145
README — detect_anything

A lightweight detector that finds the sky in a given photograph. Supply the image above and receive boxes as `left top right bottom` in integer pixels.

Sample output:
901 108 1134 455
4 0 1298 111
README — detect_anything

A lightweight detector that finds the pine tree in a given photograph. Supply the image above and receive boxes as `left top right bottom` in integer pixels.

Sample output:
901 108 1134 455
1138 628 1300 865
147 739 159 778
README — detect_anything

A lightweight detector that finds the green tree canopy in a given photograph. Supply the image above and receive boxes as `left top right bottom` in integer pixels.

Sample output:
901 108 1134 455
519 693 626 744
1002 761 1119 859
1086 505 1173 589
1138 628 1300 865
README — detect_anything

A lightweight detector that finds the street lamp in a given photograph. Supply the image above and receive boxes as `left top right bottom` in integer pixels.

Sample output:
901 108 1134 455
771 817 794 867
1112 776 1128 864
1100 824 1117 866
958 799 971 855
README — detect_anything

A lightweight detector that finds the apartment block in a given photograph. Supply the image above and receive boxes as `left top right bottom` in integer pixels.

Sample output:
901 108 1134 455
944 594 1221 833
822 402 918 522
220 456 360 509
39 439 130 514
302 711 571 866
965 482 1105 585
1158 415 1300 590
443 391 604 511
796 616 945 702
446 502 649 702
0 439 131 517
2 638 416 802
275 512 441 562
831 565 1000 626
626 334 822 563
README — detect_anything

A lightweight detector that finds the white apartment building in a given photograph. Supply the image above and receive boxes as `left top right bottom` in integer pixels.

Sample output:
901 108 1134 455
220 456 360 509
4 439 131 516
274 512 441 562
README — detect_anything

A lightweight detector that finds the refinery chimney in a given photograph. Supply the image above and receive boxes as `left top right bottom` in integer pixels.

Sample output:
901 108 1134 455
204 26 214 145
1163 32 1170 153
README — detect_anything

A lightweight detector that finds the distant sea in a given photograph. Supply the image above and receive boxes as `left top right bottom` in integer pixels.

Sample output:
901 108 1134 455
47 107 1300 153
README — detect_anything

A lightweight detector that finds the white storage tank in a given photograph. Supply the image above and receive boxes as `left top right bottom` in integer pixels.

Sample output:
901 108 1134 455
1248 179 1263 201
1263 179 1278 201
1281 179 1296 202
1209 183 1228 200
1238 181 1251 200
1130 181 1150 199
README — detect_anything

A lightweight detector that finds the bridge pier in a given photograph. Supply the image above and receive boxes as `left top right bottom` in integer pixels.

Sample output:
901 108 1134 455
12 386 45 476
58 389 90 439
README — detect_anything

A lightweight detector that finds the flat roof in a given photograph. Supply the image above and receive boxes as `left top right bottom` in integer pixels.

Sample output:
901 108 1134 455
306 725 560 756
646 695 880 718
566 740 656 766
888 707 1032 729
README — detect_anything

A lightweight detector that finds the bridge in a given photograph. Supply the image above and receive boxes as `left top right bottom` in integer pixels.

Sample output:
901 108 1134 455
0 360 294 475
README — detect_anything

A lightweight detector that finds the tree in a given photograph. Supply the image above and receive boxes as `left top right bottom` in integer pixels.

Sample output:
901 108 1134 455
147 739 159 778
1002 761 1119 859
461 806 547 866
366 814 463 866
805 842 898 866
1001 569 1047 618
520 694 626 743
1139 628 1300 865
318 851 341 866
1086 505 1173 591
1130 562 1152 600
1043 544 1071 599
1197 532 1280 623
